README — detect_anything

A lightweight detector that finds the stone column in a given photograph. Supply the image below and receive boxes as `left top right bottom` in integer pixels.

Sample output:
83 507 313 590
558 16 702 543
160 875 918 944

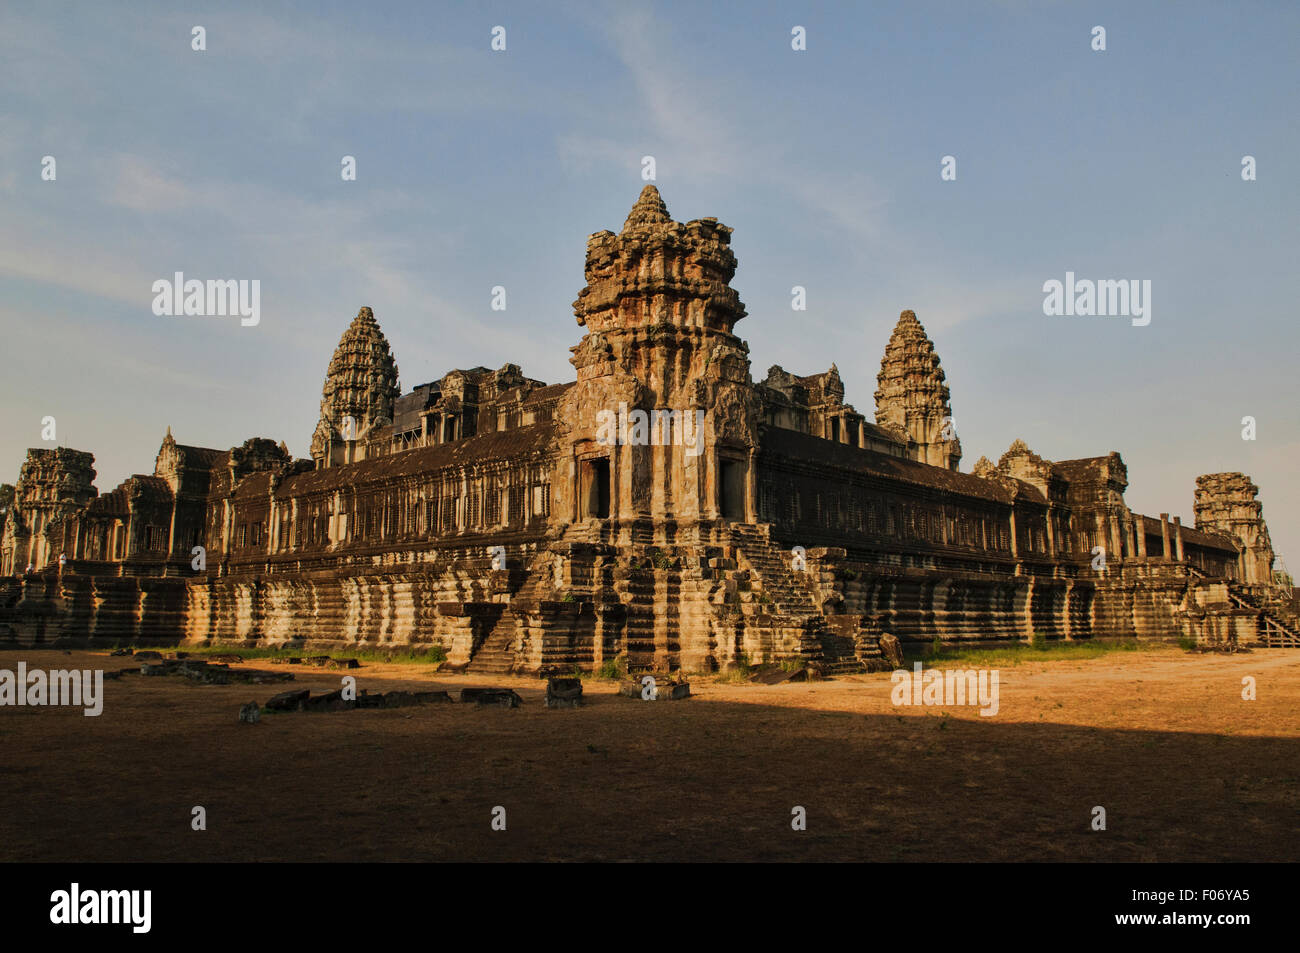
1160 513 1172 560
220 500 232 555
746 449 758 523
1008 509 1019 559
1173 516 1185 562
1108 512 1123 564
1136 517 1147 558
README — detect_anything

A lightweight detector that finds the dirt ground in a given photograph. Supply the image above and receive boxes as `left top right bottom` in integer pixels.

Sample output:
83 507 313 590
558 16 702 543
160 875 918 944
1 648 1296 862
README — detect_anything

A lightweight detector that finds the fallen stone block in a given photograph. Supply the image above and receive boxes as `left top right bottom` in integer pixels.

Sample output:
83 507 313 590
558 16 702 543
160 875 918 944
245 670 296 684
134 650 163 661
140 662 171 676
326 657 360 670
412 690 453 704
354 689 453 709
545 677 584 709
878 632 905 669
238 702 260 724
301 655 332 667
265 689 311 712
750 665 807 685
209 654 246 664
618 678 690 700
303 690 356 712
459 687 523 708
110 648 134 657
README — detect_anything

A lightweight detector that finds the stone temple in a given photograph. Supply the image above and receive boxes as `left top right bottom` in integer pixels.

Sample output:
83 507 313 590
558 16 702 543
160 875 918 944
2 186 1297 671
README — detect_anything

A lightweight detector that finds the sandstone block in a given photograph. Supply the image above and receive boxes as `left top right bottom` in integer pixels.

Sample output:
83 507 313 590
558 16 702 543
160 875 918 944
265 689 311 711
878 632 905 669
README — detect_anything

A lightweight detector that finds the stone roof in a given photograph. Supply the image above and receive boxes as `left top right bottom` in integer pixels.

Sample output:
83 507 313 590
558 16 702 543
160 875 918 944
762 428 1014 503
247 422 557 499
175 444 226 469
523 382 574 405
1138 514 1238 552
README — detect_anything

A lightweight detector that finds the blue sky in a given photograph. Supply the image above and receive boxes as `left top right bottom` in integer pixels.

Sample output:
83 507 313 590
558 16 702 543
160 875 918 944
2 1 1297 565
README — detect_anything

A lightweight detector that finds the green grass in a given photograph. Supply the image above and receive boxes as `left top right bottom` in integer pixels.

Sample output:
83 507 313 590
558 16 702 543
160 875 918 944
715 651 753 683
903 638 1172 668
153 643 448 666
581 654 627 681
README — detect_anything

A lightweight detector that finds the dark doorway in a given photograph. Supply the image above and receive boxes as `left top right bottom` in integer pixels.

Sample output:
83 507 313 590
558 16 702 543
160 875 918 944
720 459 745 520
581 458 610 519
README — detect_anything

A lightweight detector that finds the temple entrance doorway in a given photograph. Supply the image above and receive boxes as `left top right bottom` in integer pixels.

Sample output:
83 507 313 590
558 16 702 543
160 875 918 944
580 457 610 519
719 459 745 521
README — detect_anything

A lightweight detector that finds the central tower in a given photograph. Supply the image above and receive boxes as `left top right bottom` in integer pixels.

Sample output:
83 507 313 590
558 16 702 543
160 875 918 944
554 186 760 535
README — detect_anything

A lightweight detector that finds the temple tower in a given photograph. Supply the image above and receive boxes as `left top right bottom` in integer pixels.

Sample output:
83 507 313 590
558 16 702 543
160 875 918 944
0 448 97 573
311 307 400 468
1194 472 1276 586
555 186 760 532
874 309 961 471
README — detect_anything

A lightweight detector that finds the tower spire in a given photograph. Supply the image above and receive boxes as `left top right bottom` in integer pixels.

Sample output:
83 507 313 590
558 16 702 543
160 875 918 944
622 184 671 231
875 309 961 470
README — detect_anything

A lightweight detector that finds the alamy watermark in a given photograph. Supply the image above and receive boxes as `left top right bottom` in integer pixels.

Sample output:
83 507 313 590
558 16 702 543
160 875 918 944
595 402 705 457
0 662 104 716
891 662 999 717
152 272 260 327
50 883 150 933
1042 271 1150 327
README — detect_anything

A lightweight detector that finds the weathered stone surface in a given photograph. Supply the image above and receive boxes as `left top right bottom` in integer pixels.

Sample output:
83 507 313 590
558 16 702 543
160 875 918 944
302 690 355 712
877 633 905 669
265 689 311 712
238 702 260 723
545 677 584 708
459 687 523 708
617 677 689 700
750 665 807 684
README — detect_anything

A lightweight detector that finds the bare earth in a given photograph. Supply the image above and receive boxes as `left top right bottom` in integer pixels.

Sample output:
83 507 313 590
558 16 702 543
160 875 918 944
1 648 1296 862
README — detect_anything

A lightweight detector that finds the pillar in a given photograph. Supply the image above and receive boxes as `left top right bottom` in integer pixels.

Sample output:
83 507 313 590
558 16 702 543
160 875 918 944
1173 516 1185 562
1160 513 1172 560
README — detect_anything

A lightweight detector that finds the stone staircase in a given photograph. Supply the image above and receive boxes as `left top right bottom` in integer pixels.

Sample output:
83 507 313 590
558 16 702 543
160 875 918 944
466 552 553 674
467 608 519 674
725 522 870 673
1226 584 1300 647
727 523 821 616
